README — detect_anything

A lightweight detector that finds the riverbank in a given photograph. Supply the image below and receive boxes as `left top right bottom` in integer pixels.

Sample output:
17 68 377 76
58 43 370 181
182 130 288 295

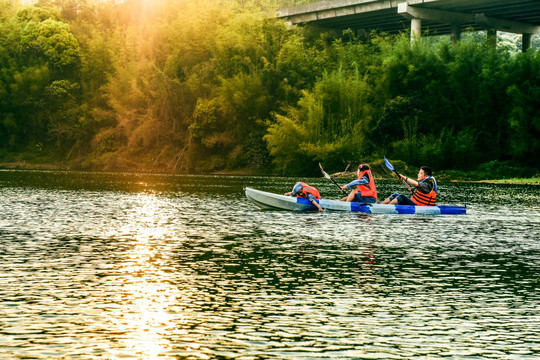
1 159 539 185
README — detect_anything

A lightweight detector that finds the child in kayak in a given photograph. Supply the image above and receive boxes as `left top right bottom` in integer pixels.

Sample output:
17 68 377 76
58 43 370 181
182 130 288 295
285 182 323 212
339 164 378 204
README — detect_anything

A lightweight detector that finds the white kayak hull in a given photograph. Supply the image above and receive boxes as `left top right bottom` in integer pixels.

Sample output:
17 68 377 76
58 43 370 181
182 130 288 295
245 187 466 215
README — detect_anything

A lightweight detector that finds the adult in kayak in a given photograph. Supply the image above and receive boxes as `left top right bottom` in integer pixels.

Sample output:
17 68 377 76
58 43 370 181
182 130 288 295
284 182 324 212
381 166 438 206
339 164 378 204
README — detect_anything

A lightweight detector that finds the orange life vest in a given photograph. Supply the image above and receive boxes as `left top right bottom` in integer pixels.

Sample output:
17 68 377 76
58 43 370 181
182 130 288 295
357 170 377 199
297 182 321 200
411 177 437 206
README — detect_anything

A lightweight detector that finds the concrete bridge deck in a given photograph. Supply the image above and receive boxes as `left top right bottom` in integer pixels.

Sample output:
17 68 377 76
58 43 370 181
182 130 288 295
278 0 540 50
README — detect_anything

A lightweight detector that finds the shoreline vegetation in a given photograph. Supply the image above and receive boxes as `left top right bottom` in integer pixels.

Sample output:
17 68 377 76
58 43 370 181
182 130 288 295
1 159 539 185
1 1 539 179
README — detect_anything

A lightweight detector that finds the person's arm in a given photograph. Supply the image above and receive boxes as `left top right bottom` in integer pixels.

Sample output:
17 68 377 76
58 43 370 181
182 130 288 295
400 174 419 188
307 193 323 212
341 177 368 190
311 199 323 212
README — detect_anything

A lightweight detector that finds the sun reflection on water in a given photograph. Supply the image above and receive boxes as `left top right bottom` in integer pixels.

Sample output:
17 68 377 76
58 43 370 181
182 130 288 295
108 193 205 359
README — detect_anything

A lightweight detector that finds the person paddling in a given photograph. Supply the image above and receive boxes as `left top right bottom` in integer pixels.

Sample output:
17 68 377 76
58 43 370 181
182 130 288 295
285 182 324 212
339 164 378 204
382 166 437 206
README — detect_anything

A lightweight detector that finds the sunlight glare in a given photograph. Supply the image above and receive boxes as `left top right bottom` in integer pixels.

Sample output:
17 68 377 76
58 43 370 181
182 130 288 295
104 193 213 359
104 193 202 358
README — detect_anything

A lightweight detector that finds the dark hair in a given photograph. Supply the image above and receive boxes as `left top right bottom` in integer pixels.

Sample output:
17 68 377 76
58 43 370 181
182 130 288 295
420 166 432 176
358 164 370 171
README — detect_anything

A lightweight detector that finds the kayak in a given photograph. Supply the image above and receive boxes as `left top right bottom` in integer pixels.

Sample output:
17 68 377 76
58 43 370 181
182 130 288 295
245 187 466 215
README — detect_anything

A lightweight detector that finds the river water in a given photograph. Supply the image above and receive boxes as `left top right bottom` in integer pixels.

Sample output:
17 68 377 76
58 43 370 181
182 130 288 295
0 170 539 359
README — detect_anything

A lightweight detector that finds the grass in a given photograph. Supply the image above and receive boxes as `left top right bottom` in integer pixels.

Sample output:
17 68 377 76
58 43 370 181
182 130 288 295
478 177 540 185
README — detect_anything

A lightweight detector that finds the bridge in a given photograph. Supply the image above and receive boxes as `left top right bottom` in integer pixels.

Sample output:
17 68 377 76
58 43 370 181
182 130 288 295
278 0 540 51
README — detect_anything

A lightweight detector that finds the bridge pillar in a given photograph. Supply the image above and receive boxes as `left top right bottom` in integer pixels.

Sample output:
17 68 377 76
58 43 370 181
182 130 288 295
398 3 472 44
451 23 461 44
411 18 422 42
522 33 532 52
487 29 497 48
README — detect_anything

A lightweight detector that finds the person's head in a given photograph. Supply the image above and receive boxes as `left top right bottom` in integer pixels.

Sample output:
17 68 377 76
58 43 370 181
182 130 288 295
291 182 306 197
418 166 432 180
357 164 370 173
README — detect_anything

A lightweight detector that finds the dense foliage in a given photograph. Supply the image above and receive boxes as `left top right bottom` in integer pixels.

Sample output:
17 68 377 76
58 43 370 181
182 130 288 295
1 0 539 175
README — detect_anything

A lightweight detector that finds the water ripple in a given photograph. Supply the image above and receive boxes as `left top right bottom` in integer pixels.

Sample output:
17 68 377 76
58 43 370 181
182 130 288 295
0 171 539 358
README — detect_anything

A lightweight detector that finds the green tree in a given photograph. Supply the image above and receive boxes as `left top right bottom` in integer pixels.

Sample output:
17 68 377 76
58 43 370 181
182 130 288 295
506 51 540 167
265 67 372 174
20 18 79 70
0 4 82 158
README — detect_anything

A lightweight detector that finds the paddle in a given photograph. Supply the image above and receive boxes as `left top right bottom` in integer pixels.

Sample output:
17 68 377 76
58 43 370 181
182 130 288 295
319 163 348 196
384 156 412 192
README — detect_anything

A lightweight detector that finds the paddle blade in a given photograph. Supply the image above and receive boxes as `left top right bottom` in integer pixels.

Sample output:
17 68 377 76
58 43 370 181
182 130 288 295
319 162 331 180
384 156 395 171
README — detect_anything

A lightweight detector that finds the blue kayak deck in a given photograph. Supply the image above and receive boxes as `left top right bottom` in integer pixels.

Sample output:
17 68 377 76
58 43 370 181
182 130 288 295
245 187 466 215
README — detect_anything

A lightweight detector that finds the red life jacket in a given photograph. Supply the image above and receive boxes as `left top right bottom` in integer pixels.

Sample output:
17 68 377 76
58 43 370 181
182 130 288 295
411 177 437 206
298 182 321 200
357 170 377 199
